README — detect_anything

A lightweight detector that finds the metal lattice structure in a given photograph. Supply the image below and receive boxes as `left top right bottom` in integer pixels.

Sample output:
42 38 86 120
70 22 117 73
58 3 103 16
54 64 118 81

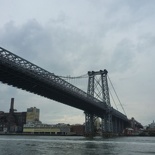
101 70 112 133
85 71 95 136
0 47 101 107
0 47 129 134
85 70 112 136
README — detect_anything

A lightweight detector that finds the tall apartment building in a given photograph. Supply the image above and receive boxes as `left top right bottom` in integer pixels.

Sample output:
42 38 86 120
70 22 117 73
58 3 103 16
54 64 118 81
26 107 40 123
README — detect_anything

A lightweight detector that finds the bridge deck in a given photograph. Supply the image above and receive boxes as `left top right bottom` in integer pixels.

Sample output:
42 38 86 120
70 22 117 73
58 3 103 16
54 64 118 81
0 47 128 121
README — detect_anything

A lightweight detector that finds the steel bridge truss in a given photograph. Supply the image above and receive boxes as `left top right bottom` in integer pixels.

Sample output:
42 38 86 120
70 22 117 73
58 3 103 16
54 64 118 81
0 47 101 105
85 70 113 136
0 47 128 135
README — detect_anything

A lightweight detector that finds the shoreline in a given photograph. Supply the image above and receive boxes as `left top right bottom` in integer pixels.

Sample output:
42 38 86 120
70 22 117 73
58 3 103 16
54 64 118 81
0 133 154 137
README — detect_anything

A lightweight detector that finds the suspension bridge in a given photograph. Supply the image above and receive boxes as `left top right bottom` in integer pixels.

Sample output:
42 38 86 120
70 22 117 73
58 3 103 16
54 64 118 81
0 47 130 136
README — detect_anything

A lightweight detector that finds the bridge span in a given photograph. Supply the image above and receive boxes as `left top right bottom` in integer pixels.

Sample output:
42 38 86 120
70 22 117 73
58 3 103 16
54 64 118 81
0 47 129 136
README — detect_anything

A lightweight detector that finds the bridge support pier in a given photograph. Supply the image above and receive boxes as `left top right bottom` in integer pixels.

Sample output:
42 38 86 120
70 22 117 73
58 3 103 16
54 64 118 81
84 112 95 137
113 118 125 135
119 120 124 134
102 114 112 132
102 116 127 136
101 113 113 137
118 119 121 133
113 117 117 134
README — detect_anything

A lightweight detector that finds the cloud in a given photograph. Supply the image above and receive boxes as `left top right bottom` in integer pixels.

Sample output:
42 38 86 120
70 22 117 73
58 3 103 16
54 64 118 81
0 0 155 126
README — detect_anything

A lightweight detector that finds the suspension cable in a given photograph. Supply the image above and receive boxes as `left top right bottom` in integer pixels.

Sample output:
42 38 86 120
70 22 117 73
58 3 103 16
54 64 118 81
58 73 88 79
109 90 118 110
108 75 127 116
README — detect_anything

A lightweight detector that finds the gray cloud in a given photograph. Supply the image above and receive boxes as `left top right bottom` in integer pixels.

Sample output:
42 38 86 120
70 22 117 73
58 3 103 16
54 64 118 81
0 0 155 125
110 39 135 72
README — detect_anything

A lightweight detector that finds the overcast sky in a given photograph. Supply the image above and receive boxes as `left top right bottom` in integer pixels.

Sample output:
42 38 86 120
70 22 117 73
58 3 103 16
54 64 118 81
0 0 155 126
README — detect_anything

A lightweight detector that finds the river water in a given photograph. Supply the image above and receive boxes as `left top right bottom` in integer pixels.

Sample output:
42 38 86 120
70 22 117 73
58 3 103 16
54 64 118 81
0 135 155 155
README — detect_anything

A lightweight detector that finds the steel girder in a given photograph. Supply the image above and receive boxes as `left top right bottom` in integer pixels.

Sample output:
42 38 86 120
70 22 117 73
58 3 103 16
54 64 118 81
85 73 95 136
101 70 113 132
85 112 95 136
86 70 112 134
0 47 128 123
0 47 103 108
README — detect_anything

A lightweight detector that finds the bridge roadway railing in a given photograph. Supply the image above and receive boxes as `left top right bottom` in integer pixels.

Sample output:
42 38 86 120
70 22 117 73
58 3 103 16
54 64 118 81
0 47 127 121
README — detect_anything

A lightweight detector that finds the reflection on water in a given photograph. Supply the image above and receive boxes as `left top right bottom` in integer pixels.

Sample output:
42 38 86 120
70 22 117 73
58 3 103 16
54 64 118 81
0 136 155 155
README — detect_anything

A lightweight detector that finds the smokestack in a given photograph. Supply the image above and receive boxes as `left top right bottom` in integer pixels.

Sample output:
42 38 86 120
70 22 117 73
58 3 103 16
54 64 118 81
10 98 14 113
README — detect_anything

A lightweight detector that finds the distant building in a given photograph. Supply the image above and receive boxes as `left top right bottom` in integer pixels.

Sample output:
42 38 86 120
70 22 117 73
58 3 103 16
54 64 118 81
55 123 70 135
24 108 71 135
129 117 143 131
26 107 40 123
0 98 26 133
148 120 155 130
144 120 155 136
23 123 70 135
94 118 101 130
23 123 61 135
70 124 85 135
123 117 143 136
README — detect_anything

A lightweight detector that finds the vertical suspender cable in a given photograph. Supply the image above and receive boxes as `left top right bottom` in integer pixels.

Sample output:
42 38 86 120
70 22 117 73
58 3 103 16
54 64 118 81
107 75 127 116
109 90 118 110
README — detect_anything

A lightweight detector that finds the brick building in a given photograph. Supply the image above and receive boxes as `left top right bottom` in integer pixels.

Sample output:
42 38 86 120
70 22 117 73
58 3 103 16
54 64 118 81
70 124 85 135
0 98 26 133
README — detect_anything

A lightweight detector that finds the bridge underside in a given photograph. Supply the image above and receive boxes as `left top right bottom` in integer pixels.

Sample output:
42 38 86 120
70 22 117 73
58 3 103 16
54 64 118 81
0 47 129 137
0 62 106 115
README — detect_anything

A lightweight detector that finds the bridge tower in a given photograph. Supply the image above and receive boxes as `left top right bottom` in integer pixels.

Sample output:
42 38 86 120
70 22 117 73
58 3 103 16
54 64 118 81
85 70 112 136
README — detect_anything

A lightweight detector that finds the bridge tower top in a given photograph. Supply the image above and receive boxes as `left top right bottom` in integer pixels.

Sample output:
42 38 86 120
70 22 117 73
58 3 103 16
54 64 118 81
87 69 111 107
